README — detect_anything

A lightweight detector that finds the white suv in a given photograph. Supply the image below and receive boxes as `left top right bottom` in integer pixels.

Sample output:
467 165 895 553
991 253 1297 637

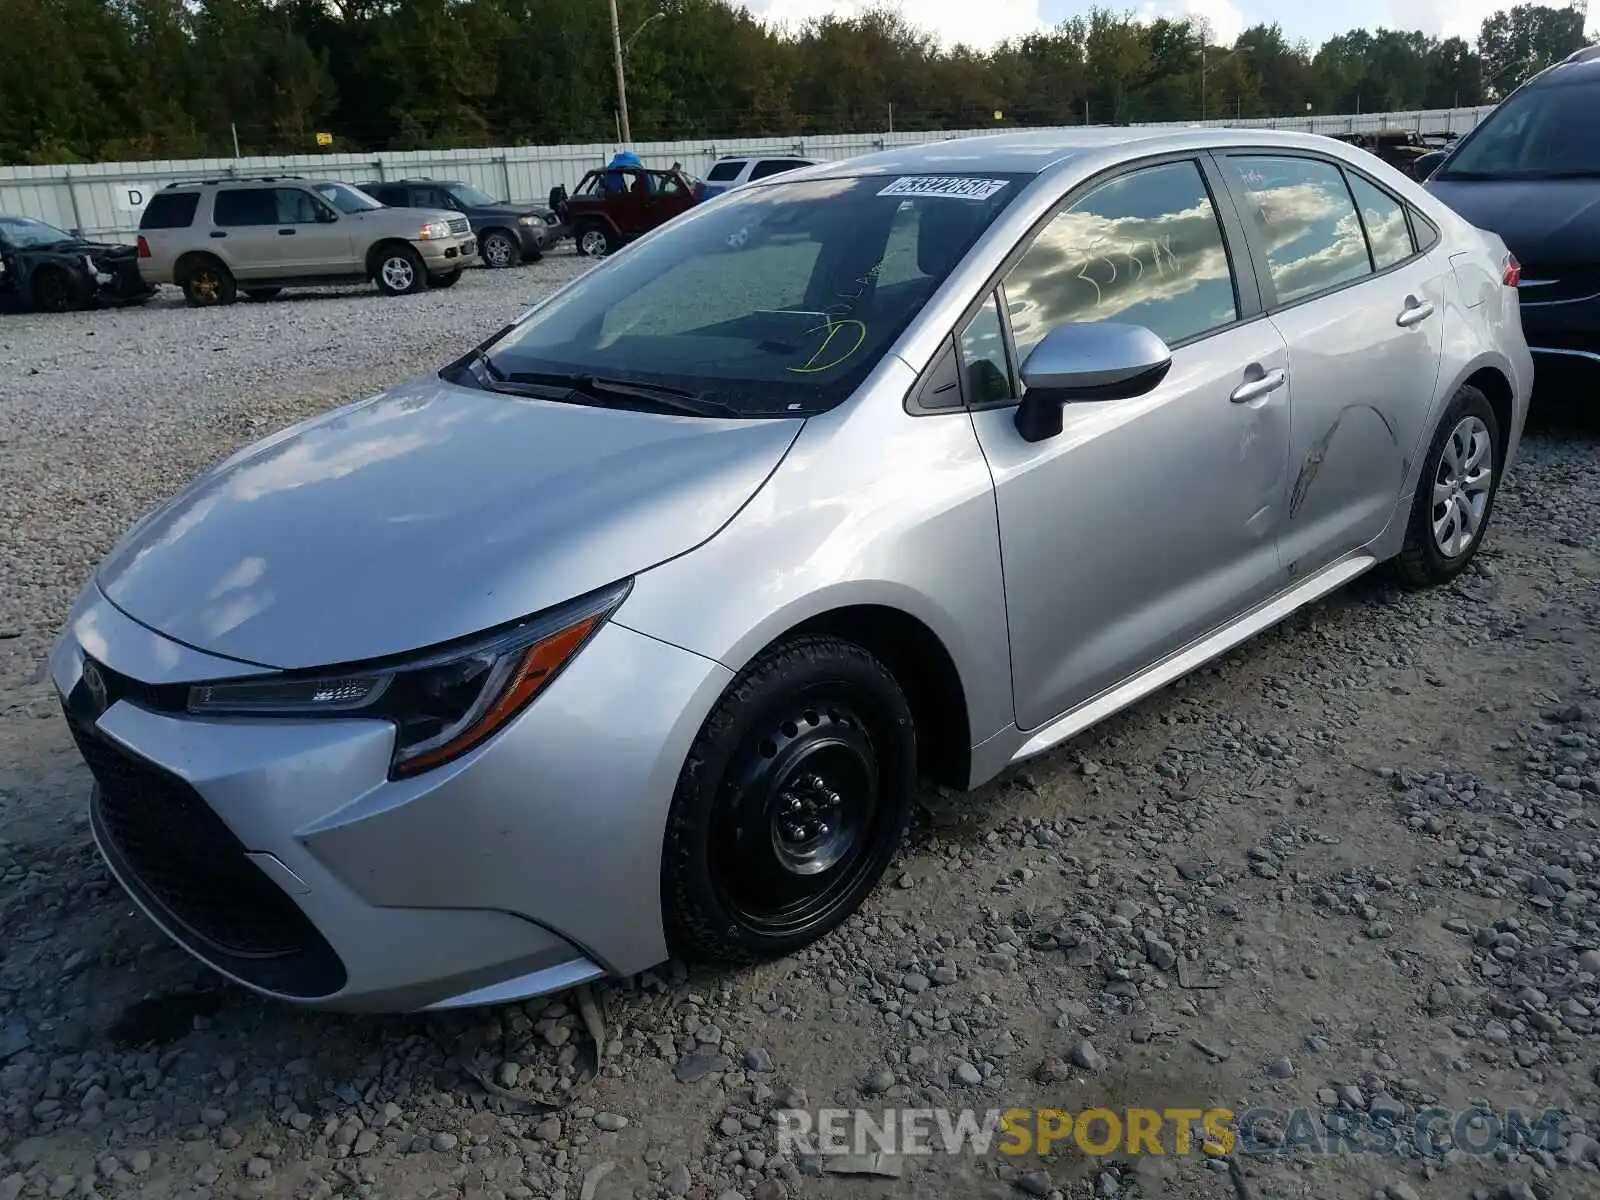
699 156 816 200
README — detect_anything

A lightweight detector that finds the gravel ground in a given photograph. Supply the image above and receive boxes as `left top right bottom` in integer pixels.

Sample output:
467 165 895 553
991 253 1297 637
2 261 1600 1200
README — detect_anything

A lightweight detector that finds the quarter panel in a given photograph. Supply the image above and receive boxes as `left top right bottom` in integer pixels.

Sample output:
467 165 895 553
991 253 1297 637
613 357 1015 754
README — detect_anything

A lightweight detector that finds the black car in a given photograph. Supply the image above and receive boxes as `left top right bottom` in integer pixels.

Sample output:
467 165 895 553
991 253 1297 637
1423 45 1600 380
363 179 566 268
0 215 155 313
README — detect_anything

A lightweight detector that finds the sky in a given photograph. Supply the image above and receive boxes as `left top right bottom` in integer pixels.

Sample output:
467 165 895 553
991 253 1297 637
747 0 1596 53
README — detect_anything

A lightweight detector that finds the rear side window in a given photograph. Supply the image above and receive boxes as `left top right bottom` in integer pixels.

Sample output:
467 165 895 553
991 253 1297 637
1003 159 1239 357
1346 173 1413 270
1231 155 1371 305
1411 209 1441 253
212 188 276 227
367 185 406 206
139 191 199 230
749 159 807 181
707 160 746 182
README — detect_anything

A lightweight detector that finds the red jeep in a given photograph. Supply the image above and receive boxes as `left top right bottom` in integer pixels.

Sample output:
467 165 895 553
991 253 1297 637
565 166 700 257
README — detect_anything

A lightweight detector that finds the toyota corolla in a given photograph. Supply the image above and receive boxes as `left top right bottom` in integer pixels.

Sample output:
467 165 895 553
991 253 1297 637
54 128 1531 1012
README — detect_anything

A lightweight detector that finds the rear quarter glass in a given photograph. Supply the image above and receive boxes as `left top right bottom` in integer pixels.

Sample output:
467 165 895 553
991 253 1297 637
139 192 200 230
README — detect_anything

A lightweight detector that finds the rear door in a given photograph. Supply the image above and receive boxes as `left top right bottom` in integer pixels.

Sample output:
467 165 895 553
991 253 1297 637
1214 152 1447 576
209 187 281 280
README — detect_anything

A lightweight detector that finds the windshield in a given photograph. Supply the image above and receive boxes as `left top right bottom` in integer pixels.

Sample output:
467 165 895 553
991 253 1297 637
0 216 75 248
1437 79 1600 179
450 183 503 207
314 182 385 214
474 172 1030 416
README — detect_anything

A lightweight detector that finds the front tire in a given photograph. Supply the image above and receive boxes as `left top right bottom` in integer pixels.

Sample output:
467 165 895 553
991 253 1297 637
1393 384 1502 589
662 636 917 964
577 222 617 257
480 230 520 270
31 266 84 313
373 245 426 296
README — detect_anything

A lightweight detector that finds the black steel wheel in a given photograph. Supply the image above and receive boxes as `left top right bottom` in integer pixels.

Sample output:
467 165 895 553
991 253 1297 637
663 636 916 962
31 267 82 313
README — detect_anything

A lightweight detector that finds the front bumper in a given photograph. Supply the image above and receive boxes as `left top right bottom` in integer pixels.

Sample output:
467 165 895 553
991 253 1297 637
53 583 731 1012
416 234 478 274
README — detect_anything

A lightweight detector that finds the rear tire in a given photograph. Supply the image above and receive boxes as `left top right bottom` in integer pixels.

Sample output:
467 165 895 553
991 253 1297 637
662 636 917 964
373 245 426 296
178 258 236 307
1392 384 1502 589
480 230 520 269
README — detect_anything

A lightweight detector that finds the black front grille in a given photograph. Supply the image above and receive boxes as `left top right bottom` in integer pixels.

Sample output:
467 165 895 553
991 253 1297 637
66 676 347 997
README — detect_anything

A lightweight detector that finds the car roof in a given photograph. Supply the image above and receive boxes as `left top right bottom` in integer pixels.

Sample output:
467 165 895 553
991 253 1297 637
1521 43 1600 88
796 126 1378 180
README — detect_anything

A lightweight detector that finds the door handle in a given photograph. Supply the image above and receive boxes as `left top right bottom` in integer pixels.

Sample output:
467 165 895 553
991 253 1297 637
1230 367 1287 404
208 231 226 238
278 228 297 236
1397 299 1435 327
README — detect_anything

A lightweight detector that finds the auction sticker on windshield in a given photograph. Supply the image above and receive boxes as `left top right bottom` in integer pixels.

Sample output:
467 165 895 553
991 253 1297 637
878 176 1011 201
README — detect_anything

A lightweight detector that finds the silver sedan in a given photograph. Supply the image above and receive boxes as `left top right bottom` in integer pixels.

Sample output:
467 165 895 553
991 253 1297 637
53 128 1531 1012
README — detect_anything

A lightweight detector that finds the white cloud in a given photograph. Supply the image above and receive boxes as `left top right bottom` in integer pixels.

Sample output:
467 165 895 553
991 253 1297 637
750 0 1048 50
1393 0 1509 42
1136 0 1245 46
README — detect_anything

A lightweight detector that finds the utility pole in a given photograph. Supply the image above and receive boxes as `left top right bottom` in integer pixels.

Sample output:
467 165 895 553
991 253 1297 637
608 0 631 146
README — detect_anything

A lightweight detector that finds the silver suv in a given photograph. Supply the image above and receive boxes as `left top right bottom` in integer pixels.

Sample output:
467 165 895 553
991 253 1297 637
136 176 478 305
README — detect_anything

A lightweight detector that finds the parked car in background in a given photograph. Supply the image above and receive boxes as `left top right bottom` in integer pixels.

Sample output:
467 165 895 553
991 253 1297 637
1423 44 1600 381
53 127 1530 1013
564 165 699 256
364 178 565 269
1326 130 1449 179
699 154 817 200
136 177 478 306
0 215 154 312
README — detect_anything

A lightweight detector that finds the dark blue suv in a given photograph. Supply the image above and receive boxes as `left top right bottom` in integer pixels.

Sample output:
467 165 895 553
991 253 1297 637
1424 45 1600 381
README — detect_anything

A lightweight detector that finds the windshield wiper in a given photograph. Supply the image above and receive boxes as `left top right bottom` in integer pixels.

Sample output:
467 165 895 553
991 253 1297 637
502 370 741 418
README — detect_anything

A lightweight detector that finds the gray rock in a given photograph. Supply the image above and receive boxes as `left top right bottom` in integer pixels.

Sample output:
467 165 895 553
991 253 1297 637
664 1165 692 1195
1016 1169 1052 1196
430 1132 459 1153
862 1066 896 1093
743 1047 774 1072
954 1062 983 1086
1070 1039 1105 1071
1266 1056 1295 1079
594 1112 627 1131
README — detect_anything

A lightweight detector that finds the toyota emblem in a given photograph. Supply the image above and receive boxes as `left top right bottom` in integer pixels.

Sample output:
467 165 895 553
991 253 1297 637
82 660 108 715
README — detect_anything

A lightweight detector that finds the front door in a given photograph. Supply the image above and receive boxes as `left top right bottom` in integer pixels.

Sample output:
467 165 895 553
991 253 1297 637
1215 153 1448 576
272 188 356 275
965 157 1293 731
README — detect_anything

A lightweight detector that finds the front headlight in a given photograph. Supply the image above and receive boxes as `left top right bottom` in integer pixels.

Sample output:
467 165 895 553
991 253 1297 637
418 219 452 240
187 581 630 778
517 215 537 226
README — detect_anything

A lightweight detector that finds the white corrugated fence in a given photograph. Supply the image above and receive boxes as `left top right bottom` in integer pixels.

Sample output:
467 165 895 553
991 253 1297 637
0 106 1496 244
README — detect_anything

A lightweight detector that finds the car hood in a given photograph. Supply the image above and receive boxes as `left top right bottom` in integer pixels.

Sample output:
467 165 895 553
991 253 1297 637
1425 177 1600 264
352 206 460 228
96 376 803 671
27 238 134 259
474 202 552 219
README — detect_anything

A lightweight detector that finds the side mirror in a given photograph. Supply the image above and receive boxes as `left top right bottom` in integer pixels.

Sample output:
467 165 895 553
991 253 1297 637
1013 322 1172 443
317 206 339 223
1413 150 1447 180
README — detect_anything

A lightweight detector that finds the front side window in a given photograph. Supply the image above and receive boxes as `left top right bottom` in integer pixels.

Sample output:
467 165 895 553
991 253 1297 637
575 172 603 197
1347 173 1414 270
477 173 1029 416
212 188 276 227
1004 159 1239 362
311 182 383 214
1231 155 1371 305
1437 79 1600 180
958 292 1012 405
275 188 324 224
